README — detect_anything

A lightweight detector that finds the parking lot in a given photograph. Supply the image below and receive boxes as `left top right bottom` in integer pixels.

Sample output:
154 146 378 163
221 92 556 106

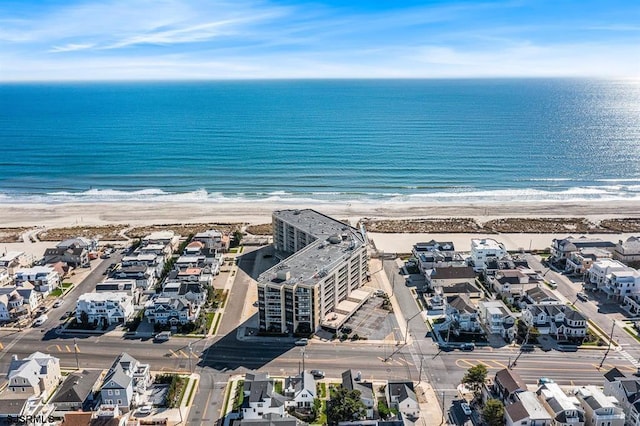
340 294 400 341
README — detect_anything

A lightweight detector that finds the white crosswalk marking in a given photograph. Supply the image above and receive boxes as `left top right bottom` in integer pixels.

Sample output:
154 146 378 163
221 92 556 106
615 347 640 368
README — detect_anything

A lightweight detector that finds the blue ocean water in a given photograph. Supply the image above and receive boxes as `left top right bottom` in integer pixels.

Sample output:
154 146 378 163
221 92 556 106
0 79 639 204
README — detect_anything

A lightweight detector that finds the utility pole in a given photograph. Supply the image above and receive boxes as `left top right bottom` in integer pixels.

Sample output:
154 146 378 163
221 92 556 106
440 390 446 425
188 343 193 374
418 357 424 383
74 338 79 370
599 319 617 368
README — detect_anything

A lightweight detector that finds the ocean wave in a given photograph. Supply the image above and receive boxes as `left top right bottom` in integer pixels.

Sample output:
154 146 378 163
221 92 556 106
1 185 640 204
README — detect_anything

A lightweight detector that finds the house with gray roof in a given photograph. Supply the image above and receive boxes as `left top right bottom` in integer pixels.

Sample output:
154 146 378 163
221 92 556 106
284 371 316 410
241 372 287 420
552 236 616 262
445 295 480 333
51 369 101 412
603 367 640 425
342 370 375 419
574 385 624 426
505 391 552 426
386 381 419 420
537 382 585 426
236 413 307 426
99 352 149 411
493 368 527 403
6 352 61 400
521 303 587 339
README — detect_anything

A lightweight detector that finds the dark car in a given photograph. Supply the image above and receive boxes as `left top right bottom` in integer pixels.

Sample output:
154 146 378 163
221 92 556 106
459 343 475 351
310 370 325 379
438 343 453 352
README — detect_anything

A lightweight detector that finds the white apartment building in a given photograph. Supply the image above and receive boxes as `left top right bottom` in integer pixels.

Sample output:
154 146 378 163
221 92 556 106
470 238 508 272
257 209 368 334
14 266 60 295
75 292 133 326
588 259 640 299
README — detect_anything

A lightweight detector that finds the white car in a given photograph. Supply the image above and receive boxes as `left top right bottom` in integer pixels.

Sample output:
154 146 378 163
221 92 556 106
137 405 152 415
154 331 171 342
461 402 472 416
294 338 308 346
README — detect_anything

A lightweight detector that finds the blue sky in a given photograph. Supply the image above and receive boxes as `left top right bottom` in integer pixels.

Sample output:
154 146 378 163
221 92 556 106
0 0 638 80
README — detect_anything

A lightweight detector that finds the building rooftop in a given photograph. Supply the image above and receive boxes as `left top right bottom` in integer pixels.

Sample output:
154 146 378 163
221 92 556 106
258 210 366 289
471 238 505 251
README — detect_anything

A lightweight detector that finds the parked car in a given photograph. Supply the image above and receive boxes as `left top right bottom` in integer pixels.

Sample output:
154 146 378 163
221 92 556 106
53 299 63 308
294 338 309 346
576 292 588 301
154 331 171 342
33 314 48 327
61 311 71 320
459 343 475 351
548 280 558 289
310 370 325 379
137 405 152 415
438 343 453 352
461 402 472 416
520 344 535 352
538 377 555 385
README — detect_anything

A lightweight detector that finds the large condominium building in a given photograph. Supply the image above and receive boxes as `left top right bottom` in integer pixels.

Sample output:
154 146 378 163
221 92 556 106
257 209 368 334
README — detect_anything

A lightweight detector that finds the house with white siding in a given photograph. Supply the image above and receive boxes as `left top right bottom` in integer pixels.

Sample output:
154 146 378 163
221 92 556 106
76 292 134 327
14 266 60 296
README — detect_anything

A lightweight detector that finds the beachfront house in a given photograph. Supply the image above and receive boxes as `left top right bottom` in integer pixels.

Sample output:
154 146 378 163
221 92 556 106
615 237 640 265
0 251 35 274
551 236 616 263
75 292 134 327
565 247 612 275
470 238 508 273
42 246 88 269
192 229 230 252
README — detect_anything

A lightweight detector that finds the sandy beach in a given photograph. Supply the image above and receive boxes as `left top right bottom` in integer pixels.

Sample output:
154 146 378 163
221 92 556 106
0 200 639 258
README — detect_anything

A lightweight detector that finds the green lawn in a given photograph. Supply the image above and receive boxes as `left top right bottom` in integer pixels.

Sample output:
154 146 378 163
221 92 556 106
61 282 73 288
49 289 63 298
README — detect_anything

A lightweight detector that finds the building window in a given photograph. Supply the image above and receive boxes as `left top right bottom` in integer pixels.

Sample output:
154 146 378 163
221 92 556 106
108 390 113 395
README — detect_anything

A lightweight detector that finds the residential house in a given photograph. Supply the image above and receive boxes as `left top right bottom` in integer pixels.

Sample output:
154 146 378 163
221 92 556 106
520 286 558 308
438 281 484 300
566 248 612 275
161 281 205 307
505 391 552 426
141 231 180 255
51 369 101 413
493 368 527 403
470 238 508 272
241 372 287 420
413 240 464 273
283 371 316 410
445 295 480 333
76 292 134 326
6 352 61 400
57 237 98 252
574 385 625 426
552 236 616 262
536 382 585 426
43 246 88 269
0 251 34 274
100 353 150 411
386 381 420 419
603 367 640 425
109 265 156 290
484 256 530 278
0 284 39 322
237 413 308 426
478 300 517 341
521 303 587 339
0 267 13 286
193 229 230 252
174 253 220 278
342 370 375 419
615 237 640 265
425 266 477 291
489 268 544 301
144 296 198 325
121 253 164 278
95 279 136 297
14 265 60 295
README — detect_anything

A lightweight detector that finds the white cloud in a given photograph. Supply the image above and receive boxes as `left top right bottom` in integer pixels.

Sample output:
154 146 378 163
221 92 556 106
49 43 96 53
